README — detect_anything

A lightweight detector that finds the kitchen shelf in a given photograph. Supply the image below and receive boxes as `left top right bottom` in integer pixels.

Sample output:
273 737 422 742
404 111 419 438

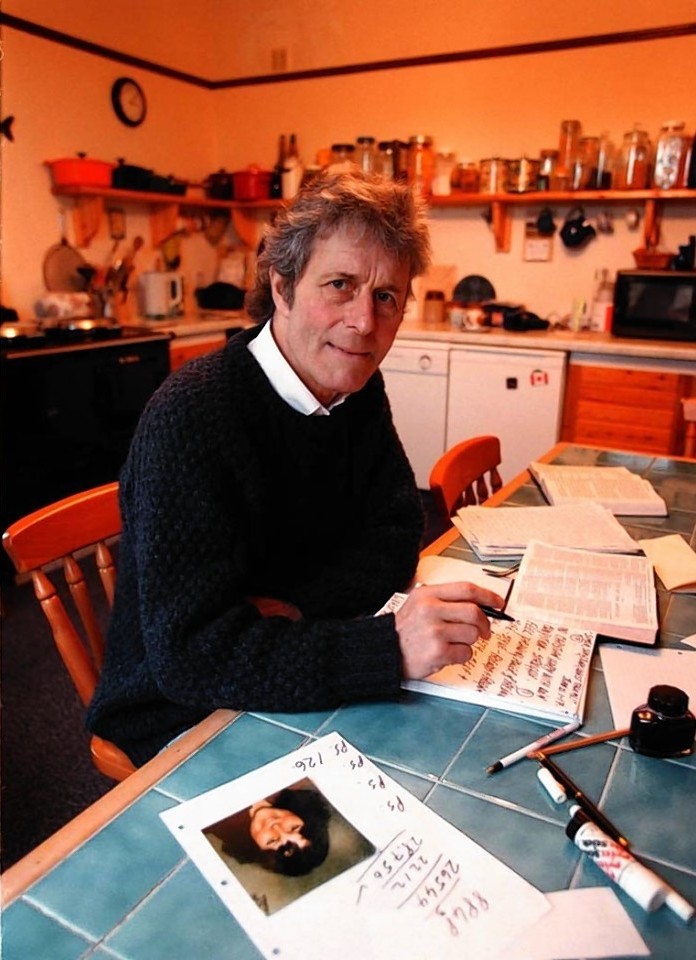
52 184 696 253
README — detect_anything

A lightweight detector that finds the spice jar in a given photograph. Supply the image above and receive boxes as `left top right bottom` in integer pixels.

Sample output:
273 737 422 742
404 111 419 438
614 127 651 189
355 136 377 174
479 157 509 194
330 143 357 171
539 149 559 190
572 136 600 190
506 156 540 193
455 161 480 193
407 135 435 196
423 290 445 324
375 141 395 179
431 151 456 196
653 121 688 189
557 119 582 186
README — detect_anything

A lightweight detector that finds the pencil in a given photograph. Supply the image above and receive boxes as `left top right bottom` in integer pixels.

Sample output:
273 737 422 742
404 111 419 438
537 727 631 757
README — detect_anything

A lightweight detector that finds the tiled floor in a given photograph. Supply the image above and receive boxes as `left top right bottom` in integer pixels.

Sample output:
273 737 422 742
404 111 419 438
3 448 696 960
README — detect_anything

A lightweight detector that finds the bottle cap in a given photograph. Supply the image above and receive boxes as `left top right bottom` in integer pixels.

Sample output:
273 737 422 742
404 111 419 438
647 685 689 717
537 766 567 804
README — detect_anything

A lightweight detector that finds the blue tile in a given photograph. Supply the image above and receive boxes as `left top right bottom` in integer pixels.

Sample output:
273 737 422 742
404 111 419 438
603 751 696 870
157 715 307 801
247 706 339 734
571 854 696 960
374 762 435 802
426 784 574 893
329 693 483 776
2 899 93 959
26 790 183 941
105 861 262 960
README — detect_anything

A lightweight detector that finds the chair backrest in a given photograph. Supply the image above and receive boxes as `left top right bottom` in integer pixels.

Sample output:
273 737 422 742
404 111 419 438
3 482 135 780
429 435 503 521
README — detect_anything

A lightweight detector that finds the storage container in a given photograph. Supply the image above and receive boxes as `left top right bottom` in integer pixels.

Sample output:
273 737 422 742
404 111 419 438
45 154 115 188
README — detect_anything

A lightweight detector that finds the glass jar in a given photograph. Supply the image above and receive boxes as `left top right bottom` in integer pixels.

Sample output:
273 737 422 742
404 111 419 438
330 143 356 171
572 136 600 190
479 157 509 194
407 135 435 196
558 119 582 181
375 141 395 179
595 134 615 189
355 136 377 174
431 151 456 196
653 121 688 189
455 161 480 193
506 156 540 193
614 127 651 189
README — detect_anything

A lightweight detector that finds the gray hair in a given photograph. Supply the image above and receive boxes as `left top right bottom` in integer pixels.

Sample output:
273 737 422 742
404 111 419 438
245 170 432 322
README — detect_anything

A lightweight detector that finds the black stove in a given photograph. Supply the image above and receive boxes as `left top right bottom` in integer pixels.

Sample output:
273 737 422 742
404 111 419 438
0 324 170 355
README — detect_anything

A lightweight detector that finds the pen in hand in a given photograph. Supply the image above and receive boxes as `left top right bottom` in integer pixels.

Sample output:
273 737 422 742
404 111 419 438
479 604 515 622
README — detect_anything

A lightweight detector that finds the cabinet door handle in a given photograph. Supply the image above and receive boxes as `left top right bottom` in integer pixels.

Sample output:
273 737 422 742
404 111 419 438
419 355 432 370
118 354 142 365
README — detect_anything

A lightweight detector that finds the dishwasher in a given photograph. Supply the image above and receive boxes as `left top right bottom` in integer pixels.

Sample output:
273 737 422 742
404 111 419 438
446 345 566 483
380 340 449 488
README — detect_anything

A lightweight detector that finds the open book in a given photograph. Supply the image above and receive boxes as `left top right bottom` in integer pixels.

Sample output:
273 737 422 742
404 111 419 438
394 555 595 724
506 540 659 646
529 462 667 516
452 502 640 560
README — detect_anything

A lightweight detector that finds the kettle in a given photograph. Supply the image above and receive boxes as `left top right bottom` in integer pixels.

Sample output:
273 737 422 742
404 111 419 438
560 207 597 249
139 271 184 318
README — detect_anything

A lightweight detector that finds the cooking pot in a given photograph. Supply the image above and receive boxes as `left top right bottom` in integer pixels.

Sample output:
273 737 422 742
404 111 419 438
204 169 234 200
112 158 154 191
45 153 115 188
232 166 272 201
560 207 596 249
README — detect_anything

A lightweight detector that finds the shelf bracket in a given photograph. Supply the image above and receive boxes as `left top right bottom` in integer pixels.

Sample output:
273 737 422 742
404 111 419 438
149 203 180 249
71 195 103 248
643 198 662 249
490 201 511 253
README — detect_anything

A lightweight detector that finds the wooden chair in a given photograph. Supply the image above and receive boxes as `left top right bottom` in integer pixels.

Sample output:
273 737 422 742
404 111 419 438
429 435 503 523
2 482 136 781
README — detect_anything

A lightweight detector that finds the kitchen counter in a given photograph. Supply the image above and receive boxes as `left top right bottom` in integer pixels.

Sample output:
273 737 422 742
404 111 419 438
397 320 696 363
136 311 252 338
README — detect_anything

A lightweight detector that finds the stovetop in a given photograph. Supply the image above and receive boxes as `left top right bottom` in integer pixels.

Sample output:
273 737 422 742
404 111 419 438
0 325 171 356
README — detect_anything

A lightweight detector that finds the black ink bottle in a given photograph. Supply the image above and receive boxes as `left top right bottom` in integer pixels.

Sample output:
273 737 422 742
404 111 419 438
629 685 696 758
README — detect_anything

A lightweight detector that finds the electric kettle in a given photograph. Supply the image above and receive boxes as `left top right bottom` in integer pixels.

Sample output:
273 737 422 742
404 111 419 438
139 271 184 318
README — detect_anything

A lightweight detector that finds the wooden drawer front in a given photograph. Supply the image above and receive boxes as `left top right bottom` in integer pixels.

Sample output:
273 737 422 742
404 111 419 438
169 335 226 371
561 364 686 454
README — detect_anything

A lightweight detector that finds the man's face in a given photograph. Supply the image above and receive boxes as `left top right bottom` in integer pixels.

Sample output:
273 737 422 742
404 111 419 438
270 224 411 407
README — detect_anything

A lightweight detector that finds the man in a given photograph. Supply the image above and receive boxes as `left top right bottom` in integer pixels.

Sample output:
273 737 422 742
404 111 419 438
87 170 504 766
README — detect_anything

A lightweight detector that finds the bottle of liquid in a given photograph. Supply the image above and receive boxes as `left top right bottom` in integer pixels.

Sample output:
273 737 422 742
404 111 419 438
589 268 614 333
282 133 304 199
270 134 287 199
653 121 688 189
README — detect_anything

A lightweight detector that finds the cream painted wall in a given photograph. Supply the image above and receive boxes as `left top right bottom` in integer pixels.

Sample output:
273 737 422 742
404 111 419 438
1 5 694 319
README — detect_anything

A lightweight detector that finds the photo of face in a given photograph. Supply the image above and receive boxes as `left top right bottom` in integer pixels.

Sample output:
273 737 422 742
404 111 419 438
203 778 375 915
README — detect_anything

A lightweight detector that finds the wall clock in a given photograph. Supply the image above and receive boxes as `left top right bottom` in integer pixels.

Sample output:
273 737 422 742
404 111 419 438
111 77 147 128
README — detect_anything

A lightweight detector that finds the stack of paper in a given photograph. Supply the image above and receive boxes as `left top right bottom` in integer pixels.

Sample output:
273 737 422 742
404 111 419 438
453 502 640 560
529 462 667 516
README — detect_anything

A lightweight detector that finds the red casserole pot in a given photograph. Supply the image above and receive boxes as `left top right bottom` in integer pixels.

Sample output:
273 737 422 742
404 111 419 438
232 166 272 201
45 153 115 188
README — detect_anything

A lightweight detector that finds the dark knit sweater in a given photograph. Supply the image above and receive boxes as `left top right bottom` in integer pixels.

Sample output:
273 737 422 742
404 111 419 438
87 326 424 765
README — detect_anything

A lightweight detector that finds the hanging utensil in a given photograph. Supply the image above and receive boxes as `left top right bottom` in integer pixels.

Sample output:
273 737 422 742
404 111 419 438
42 208 89 292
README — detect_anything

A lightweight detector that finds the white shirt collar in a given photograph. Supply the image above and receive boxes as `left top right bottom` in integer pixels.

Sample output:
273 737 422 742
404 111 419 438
247 319 347 416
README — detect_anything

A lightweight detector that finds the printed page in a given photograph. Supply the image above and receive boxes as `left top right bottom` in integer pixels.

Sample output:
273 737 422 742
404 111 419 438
529 463 667 516
404 619 595 723
161 732 550 960
453 502 639 559
506 541 658 645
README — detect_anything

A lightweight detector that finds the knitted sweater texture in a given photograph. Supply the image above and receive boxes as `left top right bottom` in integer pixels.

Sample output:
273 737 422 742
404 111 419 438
87 327 424 765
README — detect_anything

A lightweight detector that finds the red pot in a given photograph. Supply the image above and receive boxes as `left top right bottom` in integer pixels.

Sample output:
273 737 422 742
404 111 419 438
232 166 272 201
45 153 115 188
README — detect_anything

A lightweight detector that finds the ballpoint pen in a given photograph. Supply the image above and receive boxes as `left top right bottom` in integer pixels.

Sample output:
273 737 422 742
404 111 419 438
479 604 515 622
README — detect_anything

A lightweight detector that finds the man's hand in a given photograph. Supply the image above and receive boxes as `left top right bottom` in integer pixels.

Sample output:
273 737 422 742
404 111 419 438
395 581 507 680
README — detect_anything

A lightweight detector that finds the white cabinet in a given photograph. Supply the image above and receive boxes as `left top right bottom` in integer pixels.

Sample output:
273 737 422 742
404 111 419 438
446 346 566 483
381 341 449 488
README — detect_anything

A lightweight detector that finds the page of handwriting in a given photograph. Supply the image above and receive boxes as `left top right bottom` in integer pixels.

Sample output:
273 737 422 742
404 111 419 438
507 540 656 628
161 732 550 960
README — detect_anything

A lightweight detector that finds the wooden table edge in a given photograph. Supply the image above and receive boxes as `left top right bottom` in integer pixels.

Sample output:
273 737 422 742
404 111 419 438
1 709 240 906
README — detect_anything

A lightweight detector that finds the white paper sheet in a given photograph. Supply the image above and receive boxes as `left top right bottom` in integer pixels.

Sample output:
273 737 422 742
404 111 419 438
600 644 696 727
161 732 550 960
638 534 696 593
496 888 649 959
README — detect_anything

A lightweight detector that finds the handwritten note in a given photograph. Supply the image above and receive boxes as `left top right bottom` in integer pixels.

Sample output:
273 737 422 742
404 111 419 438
161 732 550 960
404 619 595 724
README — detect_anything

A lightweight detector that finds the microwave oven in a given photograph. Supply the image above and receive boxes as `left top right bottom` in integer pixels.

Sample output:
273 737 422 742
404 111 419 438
612 270 696 342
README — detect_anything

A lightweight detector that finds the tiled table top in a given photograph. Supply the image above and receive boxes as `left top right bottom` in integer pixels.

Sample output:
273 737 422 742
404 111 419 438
3 444 696 960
